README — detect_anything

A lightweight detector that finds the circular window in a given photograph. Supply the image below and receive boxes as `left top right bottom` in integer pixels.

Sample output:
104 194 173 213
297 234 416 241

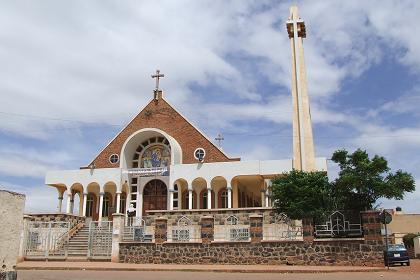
109 154 119 164
194 148 206 162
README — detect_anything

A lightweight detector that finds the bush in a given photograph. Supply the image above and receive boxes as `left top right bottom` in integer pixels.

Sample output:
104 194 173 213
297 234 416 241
403 233 420 247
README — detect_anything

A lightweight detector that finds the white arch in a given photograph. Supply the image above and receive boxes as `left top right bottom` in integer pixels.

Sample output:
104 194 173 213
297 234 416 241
120 128 183 169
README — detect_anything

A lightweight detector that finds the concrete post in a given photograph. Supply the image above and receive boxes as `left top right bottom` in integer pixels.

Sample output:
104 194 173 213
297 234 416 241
82 193 88 217
188 189 193 210
98 192 104 222
207 188 212 209
111 213 125 263
249 214 263 243
116 192 121 214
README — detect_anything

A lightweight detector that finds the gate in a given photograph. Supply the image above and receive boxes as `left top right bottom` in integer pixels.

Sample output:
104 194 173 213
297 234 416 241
24 221 69 259
88 221 112 258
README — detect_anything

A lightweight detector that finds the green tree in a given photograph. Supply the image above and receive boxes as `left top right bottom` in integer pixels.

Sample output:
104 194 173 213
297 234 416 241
331 149 415 211
271 170 334 222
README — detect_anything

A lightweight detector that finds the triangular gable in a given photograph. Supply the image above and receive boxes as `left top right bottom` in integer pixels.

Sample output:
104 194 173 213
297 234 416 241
86 93 239 169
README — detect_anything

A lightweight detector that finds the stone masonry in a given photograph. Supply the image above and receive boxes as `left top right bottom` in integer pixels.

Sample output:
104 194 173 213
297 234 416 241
119 240 383 266
0 189 25 280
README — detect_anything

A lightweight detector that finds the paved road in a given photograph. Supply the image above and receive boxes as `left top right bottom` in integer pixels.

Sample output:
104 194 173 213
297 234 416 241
17 270 419 280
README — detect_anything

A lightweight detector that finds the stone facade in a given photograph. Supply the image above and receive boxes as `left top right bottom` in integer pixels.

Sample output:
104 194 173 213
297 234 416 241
90 95 239 168
119 240 383 266
0 189 25 280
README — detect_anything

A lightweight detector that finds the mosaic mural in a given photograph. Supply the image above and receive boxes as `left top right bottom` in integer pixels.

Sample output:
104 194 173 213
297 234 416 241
141 145 170 168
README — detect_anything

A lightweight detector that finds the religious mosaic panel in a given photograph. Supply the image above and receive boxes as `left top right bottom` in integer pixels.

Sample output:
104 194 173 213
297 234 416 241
141 145 170 168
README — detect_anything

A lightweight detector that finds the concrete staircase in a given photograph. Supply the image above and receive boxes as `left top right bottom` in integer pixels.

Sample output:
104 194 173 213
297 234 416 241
67 225 89 259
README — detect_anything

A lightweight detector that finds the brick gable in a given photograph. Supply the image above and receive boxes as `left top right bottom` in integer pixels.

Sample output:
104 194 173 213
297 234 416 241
87 94 238 169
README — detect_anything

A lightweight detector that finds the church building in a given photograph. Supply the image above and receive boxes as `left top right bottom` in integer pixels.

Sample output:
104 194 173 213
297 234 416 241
45 6 327 223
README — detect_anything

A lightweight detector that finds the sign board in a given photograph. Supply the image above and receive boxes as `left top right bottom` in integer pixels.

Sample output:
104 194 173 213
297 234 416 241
379 211 392 225
123 167 169 177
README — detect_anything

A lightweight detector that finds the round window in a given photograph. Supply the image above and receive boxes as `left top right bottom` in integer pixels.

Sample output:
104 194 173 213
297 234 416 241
194 148 206 162
109 154 119 164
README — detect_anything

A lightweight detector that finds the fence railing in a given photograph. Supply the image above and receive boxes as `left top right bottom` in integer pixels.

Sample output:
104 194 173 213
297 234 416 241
314 211 362 238
24 221 70 258
88 221 113 258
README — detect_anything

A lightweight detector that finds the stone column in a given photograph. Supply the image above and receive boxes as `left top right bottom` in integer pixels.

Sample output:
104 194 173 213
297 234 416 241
57 196 63 213
265 192 269 207
137 192 143 220
249 214 263 243
232 181 238 208
361 211 382 242
227 187 232 208
261 190 266 207
169 189 174 210
200 215 214 244
98 192 104 222
70 193 75 214
302 217 314 242
154 217 167 244
207 188 212 209
111 213 125 263
116 192 121 214
66 193 72 214
82 193 88 217
188 189 193 210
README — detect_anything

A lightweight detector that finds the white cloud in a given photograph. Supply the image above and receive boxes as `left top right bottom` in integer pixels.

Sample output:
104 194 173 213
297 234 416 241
0 146 72 178
0 182 58 213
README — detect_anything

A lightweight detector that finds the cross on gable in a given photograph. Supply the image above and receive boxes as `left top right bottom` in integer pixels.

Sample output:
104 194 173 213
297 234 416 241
215 133 224 148
151 69 165 99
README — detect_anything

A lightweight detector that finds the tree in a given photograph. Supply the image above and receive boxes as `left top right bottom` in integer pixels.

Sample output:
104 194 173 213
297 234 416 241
331 149 415 211
271 170 334 222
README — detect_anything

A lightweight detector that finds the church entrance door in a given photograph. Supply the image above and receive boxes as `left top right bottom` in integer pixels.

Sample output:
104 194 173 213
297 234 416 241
143 179 167 215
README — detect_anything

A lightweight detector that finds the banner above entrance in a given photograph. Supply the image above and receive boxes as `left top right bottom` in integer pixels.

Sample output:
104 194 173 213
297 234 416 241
123 167 169 177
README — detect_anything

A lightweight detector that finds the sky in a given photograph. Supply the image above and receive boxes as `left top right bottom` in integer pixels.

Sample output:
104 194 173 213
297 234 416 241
1 0 420 213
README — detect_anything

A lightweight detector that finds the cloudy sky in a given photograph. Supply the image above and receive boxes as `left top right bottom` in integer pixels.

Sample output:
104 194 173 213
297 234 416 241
1 0 420 213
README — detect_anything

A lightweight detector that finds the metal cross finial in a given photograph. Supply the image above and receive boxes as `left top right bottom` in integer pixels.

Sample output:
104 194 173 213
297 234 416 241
151 69 164 99
215 133 224 148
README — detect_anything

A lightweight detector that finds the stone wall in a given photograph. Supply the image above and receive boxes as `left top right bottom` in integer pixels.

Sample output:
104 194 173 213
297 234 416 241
26 213 85 228
119 210 384 266
119 239 383 266
0 189 25 280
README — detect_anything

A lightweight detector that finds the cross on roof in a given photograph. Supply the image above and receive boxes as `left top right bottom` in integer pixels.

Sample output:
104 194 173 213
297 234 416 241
215 133 224 148
151 69 164 99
